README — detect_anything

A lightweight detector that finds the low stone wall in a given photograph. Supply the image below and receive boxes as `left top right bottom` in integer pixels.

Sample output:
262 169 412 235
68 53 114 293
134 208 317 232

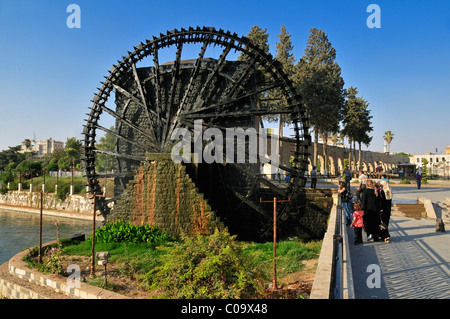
310 194 355 299
0 241 128 299
0 191 95 219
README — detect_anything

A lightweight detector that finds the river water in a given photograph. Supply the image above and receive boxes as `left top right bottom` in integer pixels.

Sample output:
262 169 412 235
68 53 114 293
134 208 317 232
0 208 99 265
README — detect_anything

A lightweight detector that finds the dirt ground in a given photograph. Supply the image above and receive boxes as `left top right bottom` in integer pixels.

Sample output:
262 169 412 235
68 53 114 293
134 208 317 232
54 255 318 299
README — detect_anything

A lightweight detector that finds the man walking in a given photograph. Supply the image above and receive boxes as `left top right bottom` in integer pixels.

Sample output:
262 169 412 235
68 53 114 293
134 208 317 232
343 165 352 190
357 170 368 200
310 166 318 189
415 168 422 189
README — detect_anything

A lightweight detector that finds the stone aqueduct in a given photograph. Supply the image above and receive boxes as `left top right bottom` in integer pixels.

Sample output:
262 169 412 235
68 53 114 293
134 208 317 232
279 139 410 177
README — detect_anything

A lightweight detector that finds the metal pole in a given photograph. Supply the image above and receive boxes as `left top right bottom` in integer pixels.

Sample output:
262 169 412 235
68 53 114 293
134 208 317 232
38 191 43 263
104 264 107 287
273 197 277 290
72 160 74 189
260 196 291 291
90 192 96 277
89 192 105 277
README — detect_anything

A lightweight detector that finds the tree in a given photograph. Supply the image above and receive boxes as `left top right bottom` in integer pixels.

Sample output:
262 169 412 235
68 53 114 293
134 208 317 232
421 158 429 183
58 137 82 170
96 127 116 172
22 139 32 151
383 131 395 154
341 86 373 170
274 25 297 139
295 28 345 171
238 25 271 130
43 148 66 171
0 146 25 171
238 25 270 87
238 25 270 61
395 152 412 158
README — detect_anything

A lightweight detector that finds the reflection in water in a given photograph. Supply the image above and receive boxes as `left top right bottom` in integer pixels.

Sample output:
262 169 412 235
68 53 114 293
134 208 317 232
0 209 101 264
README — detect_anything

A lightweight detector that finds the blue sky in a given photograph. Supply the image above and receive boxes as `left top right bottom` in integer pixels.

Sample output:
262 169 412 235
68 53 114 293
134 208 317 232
0 0 449 155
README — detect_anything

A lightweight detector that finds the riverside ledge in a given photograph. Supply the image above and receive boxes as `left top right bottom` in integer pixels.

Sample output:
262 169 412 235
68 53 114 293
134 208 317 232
310 194 355 299
0 241 128 299
0 191 105 221
0 203 104 222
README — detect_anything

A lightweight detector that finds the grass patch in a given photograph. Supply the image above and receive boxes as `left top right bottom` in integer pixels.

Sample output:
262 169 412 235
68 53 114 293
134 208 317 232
243 240 322 275
25 229 322 298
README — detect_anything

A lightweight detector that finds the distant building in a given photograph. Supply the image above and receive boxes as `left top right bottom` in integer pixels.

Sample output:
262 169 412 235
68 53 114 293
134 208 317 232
410 148 450 177
20 138 64 157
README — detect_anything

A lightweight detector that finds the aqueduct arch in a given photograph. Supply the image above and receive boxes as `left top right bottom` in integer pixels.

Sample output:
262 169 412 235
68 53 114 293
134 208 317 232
280 140 410 177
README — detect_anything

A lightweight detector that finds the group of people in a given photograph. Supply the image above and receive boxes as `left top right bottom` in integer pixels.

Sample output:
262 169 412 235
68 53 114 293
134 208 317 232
338 169 393 245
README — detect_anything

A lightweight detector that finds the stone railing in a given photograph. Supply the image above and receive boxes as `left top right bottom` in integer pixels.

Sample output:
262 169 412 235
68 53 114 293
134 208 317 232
1 241 128 299
310 193 355 299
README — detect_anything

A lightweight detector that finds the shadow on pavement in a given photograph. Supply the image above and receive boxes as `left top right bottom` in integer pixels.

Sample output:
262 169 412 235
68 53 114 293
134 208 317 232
348 216 450 299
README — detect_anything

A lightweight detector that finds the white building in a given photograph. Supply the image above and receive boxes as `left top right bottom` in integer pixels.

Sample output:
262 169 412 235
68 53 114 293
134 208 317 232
410 145 450 178
20 138 64 157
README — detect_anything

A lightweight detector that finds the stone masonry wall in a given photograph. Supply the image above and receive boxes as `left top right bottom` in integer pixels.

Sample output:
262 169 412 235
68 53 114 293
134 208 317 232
0 192 93 215
108 154 223 237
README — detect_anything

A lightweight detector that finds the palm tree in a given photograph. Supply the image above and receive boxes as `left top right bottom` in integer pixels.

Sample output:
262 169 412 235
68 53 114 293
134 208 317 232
22 139 31 151
383 131 395 154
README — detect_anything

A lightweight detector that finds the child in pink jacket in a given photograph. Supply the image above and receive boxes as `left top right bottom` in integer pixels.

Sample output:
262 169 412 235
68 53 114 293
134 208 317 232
351 202 365 245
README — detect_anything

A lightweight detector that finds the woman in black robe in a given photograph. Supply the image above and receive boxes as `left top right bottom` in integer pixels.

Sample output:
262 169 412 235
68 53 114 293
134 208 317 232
376 182 391 242
360 179 381 241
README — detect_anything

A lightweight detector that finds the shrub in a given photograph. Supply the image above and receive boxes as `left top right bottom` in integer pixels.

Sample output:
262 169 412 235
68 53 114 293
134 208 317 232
141 228 267 299
90 220 174 244
399 179 411 184
55 178 85 200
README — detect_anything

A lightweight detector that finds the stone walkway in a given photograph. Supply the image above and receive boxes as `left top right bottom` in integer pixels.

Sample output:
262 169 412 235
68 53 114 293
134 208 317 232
348 216 450 299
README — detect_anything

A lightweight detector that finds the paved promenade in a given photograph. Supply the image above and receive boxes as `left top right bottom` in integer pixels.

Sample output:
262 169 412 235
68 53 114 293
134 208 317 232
349 216 450 299
346 182 450 299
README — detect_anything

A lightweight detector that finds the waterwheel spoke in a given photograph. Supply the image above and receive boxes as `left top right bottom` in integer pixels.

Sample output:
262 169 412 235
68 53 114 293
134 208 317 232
228 163 287 197
162 41 183 147
220 56 258 101
181 107 296 120
93 171 135 179
99 103 158 148
182 81 283 117
192 41 234 110
152 47 162 143
90 123 150 151
132 63 148 111
112 83 159 120
165 36 210 146
93 148 146 162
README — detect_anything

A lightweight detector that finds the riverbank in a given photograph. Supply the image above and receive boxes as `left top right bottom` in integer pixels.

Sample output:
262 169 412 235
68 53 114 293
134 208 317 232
0 190 105 222
0 203 103 222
